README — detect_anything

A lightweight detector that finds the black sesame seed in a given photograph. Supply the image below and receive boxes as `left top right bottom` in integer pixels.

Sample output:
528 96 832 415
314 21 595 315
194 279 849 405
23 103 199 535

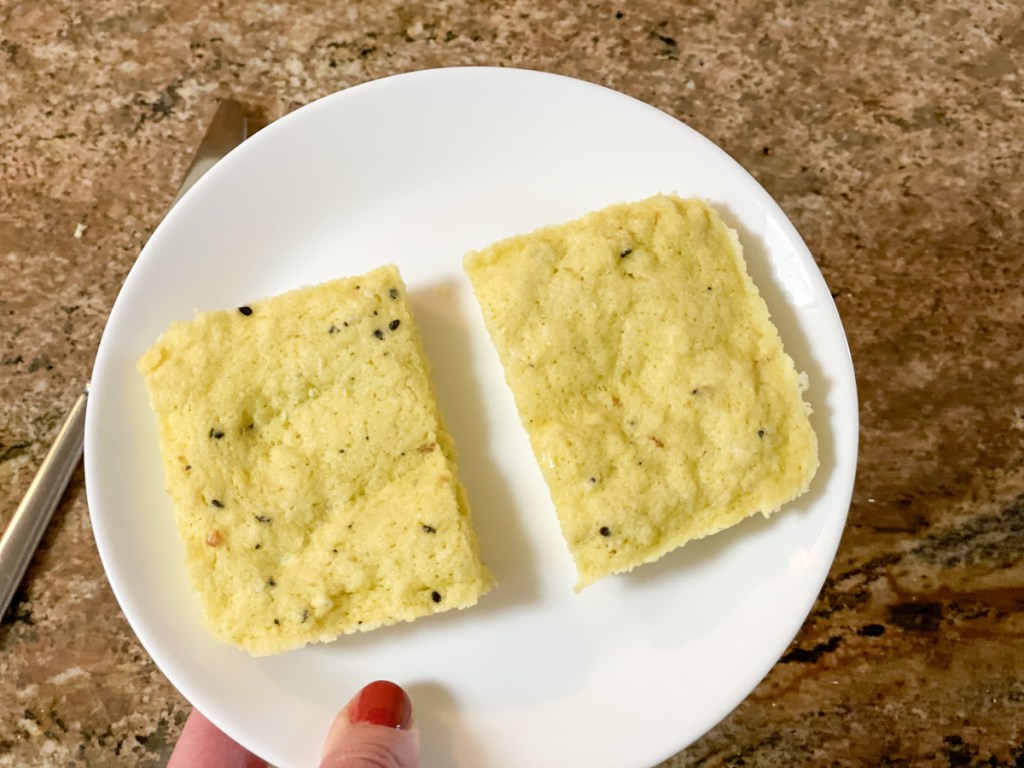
332 548 338 554
209 428 225 439
388 319 401 331
267 578 276 587
431 591 442 603
707 286 713 291
599 526 612 537
184 465 191 471
238 306 253 316
422 524 436 534
691 388 699 395
328 324 339 335
389 288 399 299
588 477 597 484
254 544 261 550
210 499 224 508
620 248 632 258
615 10 623 18
254 514 272 524
373 328 385 340
273 618 280 626
758 429 766 438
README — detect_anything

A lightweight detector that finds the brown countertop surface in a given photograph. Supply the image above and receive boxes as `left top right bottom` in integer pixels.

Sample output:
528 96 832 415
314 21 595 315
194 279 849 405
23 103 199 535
2 1 1022 765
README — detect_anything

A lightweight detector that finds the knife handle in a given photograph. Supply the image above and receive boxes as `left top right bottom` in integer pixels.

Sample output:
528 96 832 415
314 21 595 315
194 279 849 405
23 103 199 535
0 388 88 620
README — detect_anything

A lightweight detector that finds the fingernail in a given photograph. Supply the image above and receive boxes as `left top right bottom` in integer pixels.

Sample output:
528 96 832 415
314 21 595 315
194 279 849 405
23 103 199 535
347 680 413 730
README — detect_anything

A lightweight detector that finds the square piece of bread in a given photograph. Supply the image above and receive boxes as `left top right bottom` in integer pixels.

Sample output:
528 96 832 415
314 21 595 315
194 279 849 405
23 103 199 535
464 194 818 590
138 265 492 655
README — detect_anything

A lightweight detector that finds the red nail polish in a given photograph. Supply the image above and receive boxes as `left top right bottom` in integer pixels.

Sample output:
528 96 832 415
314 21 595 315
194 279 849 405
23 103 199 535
348 680 413 730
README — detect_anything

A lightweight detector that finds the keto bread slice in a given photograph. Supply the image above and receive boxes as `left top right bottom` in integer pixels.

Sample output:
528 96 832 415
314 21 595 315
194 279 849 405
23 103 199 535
464 194 818 589
138 265 492 654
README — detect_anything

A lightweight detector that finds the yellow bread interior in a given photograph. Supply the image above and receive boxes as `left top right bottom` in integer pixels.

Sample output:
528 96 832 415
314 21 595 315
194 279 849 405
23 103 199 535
138 265 493 654
464 194 818 589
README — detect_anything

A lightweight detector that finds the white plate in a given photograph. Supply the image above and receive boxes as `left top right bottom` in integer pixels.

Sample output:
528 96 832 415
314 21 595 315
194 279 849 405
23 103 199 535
86 67 857 768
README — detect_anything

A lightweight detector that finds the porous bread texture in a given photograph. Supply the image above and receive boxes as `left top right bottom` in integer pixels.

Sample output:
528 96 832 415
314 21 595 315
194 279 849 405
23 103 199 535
137 265 492 655
464 194 819 590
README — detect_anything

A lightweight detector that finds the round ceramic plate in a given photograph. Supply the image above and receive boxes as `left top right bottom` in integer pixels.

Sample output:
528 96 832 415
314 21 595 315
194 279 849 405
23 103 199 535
86 67 857 768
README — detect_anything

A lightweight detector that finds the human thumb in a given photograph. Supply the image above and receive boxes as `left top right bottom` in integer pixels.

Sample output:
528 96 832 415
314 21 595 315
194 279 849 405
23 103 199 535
320 680 421 768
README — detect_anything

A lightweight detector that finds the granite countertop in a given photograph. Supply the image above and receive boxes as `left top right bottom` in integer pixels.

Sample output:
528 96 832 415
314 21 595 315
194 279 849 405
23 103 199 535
2 1 1021 765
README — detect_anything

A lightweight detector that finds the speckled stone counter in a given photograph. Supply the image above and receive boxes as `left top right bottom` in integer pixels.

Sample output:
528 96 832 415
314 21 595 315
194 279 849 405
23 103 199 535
2 1 1022 766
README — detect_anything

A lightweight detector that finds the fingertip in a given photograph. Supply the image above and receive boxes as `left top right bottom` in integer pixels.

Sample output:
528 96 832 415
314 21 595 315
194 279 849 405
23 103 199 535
346 680 414 730
320 681 420 768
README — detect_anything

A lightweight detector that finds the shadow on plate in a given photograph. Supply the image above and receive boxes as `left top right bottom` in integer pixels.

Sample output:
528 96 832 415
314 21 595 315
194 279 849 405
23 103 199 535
406 679 488 768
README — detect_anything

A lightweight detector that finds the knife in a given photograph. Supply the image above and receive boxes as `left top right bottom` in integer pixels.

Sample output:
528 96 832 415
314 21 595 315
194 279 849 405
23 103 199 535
0 100 266 621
